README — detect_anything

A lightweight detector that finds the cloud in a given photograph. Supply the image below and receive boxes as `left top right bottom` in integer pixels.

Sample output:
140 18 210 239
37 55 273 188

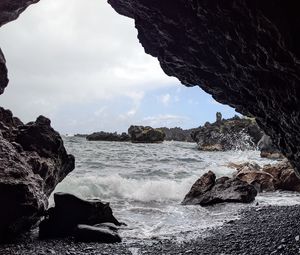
160 93 171 106
142 114 189 128
0 0 178 125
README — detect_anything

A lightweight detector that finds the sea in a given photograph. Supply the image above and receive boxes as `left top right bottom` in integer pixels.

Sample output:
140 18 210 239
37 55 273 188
52 136 300 243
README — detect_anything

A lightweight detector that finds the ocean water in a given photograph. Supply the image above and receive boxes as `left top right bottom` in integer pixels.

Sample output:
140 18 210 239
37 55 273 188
53 137 300 242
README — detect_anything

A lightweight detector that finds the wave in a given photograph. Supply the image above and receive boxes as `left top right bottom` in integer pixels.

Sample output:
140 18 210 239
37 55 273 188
53 174 198 203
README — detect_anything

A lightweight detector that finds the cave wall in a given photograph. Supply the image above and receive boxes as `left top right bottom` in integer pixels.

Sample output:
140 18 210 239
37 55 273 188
107 0 300 173
0 0 40 94
0 0 299 174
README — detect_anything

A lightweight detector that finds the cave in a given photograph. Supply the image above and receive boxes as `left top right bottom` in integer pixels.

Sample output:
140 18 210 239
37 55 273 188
0 0 299 249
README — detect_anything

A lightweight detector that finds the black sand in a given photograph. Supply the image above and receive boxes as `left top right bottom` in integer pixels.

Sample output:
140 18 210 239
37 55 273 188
1 205 300 255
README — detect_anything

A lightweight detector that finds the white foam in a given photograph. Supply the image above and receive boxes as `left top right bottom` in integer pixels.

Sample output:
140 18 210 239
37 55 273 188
53 174 198 203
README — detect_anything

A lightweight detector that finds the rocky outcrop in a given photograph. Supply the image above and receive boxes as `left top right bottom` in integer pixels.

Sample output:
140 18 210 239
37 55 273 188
182 171 257 206
39 193 122 243
159 127 195 142
191 114 263 151
108 1 300 174
258 134 283 159
0 107 74 242
86 131 130 142
128 125 165 143
230 160 300 192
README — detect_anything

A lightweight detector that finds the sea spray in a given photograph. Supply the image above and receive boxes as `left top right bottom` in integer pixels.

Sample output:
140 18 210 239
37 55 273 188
51 137 298 242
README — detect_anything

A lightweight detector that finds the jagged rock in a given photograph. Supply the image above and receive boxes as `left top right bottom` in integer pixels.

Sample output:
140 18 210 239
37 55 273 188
108 0 300 174
159 127 195 142
182 171 257 206
74 224 121 243
0 107 74 242
128 125 165 143
86 131 130 142
258 135 284 159
230 160 300 192
263 160 300 192
0 49 8 95
191 115 263 151
234 163 277 192
39 193 122 241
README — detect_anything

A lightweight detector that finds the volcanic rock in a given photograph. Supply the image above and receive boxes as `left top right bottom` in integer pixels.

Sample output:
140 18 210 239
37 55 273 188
39 192 122 241
128 125 165 143
230 160 300 192
182 171 257 206
159 127 195 142
0 107 74 242
108 0 300 174
74 224 121 243
86 131 130 142
258 134 284 159
191 114 263 151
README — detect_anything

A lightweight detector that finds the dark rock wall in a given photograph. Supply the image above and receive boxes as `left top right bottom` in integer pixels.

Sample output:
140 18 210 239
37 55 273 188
0 107 74 241
108 0 300 173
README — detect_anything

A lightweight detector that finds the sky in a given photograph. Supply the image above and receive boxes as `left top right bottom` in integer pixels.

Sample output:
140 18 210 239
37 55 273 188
0 0 237 134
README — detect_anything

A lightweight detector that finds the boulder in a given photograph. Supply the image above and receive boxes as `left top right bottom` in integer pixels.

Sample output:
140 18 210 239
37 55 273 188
86 131 130 142
39 192 122 240
182 171 257 206
74 224 121 243
235 169 277 192
263 160 300 192
191 115 263 151
128 125 165 143
0 108 75 242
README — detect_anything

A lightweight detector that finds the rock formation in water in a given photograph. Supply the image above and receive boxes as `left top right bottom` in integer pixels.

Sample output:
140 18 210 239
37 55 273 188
0 107 74 242
159 127 195 142
182 171 257 206
107 0 300 174
258 134 283 159
191 113 263 151
128 125 165 143
86 131 130 142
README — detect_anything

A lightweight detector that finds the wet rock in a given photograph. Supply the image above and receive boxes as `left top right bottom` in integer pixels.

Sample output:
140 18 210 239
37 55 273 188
258 135 283 159
108 0 300 174
86 131 130 142
235 167 277 192
182 171 257 206
230 160 300 192
39 193 122 239
0 108 74 242
263 160 300 192
74 224 121 243
191 115 263 151
128 125 165 143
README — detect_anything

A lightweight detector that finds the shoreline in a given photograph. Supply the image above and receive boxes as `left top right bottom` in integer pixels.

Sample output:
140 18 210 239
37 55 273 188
1 204 300 254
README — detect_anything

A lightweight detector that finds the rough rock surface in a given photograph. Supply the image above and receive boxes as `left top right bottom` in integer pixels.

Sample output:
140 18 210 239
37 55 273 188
86 131 130 142
128 125 165 143
191 114 263 151
159 127 195 142
39 192 122 242
108 0 300 173
0 107 74 242
258 134 283 159
231 160 300 192
182 171 257 206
